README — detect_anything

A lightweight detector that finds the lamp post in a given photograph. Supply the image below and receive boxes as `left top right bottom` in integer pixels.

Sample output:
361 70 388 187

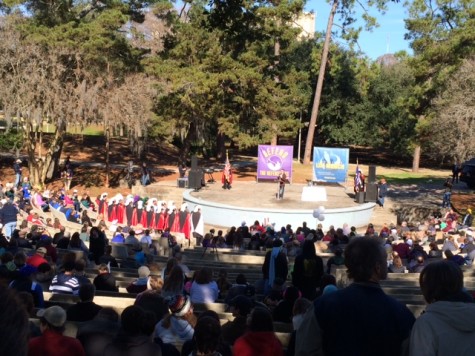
298 111 302 163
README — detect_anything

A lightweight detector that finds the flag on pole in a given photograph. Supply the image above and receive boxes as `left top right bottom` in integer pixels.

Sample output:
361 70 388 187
354 158 362 193
221 150 233 187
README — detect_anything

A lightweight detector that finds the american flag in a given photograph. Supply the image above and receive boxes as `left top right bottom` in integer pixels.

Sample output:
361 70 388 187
222 151 232 184
354 159 362 192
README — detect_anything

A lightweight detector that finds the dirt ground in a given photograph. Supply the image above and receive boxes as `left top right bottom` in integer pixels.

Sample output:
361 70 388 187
1 135 473 213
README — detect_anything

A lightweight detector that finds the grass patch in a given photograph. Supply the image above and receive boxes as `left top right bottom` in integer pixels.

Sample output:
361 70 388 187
346 171 449 185
376 173 446 185
79 126 104 136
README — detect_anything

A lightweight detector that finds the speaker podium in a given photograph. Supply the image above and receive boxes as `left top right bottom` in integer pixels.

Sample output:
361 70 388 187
188 155 204 190
365 184 378 202
368 165 377 184
355 191 365 204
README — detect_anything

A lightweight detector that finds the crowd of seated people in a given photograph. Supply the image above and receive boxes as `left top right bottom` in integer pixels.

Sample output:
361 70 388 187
2 171 475 355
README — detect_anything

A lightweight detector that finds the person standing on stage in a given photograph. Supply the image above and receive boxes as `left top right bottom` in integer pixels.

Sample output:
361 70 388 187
377 178 388 208
141 162 151 186
222 152 233 190
277 169 287 200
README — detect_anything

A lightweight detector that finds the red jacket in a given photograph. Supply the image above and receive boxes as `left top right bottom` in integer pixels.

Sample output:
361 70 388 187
233 331 283 356
26 254 48 268
28 329 85 356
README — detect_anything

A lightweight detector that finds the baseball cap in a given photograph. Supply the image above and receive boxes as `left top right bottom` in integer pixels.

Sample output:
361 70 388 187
36 247 47 254
37 306 67 327
228 295 253 316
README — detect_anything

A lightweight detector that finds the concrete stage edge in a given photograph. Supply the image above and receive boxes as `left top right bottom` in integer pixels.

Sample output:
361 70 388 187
183 189 376 230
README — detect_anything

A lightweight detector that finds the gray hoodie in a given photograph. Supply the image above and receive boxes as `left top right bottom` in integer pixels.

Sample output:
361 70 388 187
409 301 475 356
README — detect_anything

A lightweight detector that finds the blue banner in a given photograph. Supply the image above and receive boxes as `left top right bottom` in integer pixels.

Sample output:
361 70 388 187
313 147 349 183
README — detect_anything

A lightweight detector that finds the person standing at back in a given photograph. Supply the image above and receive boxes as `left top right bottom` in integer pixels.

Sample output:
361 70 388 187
0 198 18 241
292 239 324 300
262 239 288 295
295 237 415 356
13 159 22 188
377 178 388 207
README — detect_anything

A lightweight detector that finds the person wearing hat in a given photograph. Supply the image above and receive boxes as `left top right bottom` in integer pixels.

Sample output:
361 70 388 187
154 294 195 346
126 266 150 294
28 306 85 356
222 295 253 346
26 247 49 268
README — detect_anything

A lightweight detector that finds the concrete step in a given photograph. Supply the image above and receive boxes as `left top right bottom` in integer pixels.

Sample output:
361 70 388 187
131 181 186 204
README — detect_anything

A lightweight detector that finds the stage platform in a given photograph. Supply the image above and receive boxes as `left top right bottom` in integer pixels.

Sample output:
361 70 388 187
183 181 375 230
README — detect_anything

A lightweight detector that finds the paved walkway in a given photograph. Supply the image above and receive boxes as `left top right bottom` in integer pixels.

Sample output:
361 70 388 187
146 179 472 234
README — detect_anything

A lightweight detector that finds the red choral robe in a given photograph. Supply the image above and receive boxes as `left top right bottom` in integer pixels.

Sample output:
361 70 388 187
170 211 180 233
157 211 167 231
116 203 125 224
131 208 144 226
146 210 155 230
181 212 191 239
140 209 148 228
108 204 117 222
98 199 108 220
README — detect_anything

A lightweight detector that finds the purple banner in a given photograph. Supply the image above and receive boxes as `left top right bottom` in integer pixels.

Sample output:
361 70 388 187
257 145 293 181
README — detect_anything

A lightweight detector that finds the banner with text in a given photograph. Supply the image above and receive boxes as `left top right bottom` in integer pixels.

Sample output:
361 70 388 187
257 145 293 182
313 147 349 183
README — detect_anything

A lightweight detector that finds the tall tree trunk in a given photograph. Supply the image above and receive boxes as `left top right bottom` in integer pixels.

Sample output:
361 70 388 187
216 132 226 160
105 123 110 188
303 0 338 164
271 39 281 146
40 124 65 184
412 145 421 172
25 121 65 187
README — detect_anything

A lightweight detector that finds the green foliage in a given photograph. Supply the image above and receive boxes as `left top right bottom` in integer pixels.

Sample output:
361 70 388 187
404 0 475 162
146 0 310 155
0 129 22 151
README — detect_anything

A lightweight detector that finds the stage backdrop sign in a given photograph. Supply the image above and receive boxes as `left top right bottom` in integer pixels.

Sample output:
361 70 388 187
257 145 293 182
313 147 349 183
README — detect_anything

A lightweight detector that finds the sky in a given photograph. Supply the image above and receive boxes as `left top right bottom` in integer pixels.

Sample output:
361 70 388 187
305 0 413 60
